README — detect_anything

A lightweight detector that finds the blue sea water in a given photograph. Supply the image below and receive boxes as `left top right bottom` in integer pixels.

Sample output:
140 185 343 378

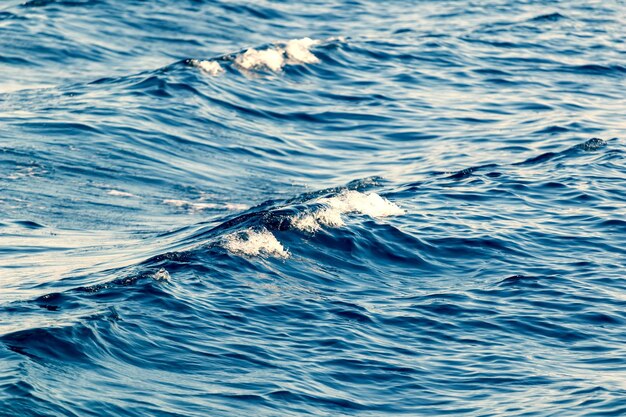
1 0 625 415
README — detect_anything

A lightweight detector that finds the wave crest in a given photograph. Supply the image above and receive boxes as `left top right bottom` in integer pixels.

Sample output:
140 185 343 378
189 59 224 76
285 37 321 64
235 47 286 72
222 228 289 258
233 37 321 72
293 190 404 232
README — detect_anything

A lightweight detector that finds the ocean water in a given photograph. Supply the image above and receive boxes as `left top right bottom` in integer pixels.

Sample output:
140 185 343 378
1 0 625 415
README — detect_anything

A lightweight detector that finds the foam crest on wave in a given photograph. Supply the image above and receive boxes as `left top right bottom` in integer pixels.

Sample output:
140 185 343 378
235 37 321 72
284 37 321 64
235 47 286 72
189 59 224 76
147 181 402 260
293 190 405 232
190 37 323 76
222 228 289 258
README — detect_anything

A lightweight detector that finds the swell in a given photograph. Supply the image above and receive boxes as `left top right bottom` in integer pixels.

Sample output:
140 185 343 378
3 137 619 313
2 36 340 97
437 137 615 181
0 177 404 308
2 142 624 417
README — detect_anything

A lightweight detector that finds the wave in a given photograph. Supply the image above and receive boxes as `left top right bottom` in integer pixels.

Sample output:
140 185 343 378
189 59 224 76
223 227 289 258
0 178 406 310
193 37 324 75
212 188 405 258
1 36 339 97
292 190 404 233
441 138 613 180
514 137 609 166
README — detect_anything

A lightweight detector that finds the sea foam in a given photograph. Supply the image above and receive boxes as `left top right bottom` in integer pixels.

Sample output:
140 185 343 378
223 228 289 258
190 59 224 76
292 191 404 232
284 37 321 64
234 38 320 72
235 48 285 72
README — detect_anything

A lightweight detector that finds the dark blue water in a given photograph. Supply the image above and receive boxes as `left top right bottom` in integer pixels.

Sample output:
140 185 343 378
1 0 625 415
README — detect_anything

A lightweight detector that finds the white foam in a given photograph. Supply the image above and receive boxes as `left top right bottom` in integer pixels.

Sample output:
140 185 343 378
292 213 323 233
223 228 288 259
323 190 405 217
107 190 136 198
153 267 171 281
293 207 344 232
235 48 285 72
190 59 224 76
234 38 320 72
292 191 404 232
284 37 320 64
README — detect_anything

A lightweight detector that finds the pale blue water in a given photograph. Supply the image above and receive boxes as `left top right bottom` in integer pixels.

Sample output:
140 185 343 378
1 1 625 416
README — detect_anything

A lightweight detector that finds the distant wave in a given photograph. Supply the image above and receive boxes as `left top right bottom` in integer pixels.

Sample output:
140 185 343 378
190 37 335 75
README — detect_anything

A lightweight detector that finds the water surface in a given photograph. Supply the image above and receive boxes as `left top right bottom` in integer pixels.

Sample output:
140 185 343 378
1 1 625 416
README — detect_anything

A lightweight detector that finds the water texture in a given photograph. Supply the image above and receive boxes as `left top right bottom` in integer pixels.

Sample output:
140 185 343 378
1 0 625 416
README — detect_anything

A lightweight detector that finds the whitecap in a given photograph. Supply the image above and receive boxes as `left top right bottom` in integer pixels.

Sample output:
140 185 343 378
234 38 321 73
292 207 344 232
7 167 39 180
292 191 404 232
235 48 285 72
223 228 289 258
284 37 320 64
322 190 405 218
190 59 224 76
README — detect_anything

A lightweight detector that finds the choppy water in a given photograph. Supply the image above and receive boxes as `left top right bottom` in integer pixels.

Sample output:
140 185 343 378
1 0 625 415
